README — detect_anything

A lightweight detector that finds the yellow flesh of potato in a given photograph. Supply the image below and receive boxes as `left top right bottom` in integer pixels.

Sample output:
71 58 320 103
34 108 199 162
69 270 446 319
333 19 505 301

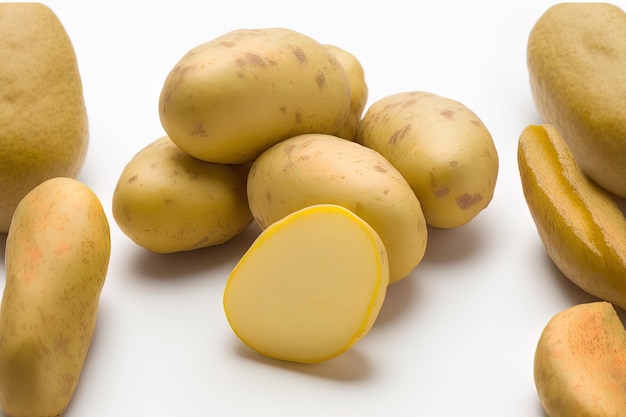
223 204 389 364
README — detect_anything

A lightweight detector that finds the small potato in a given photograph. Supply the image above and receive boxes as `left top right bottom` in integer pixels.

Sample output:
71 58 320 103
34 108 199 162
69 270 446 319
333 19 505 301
159 28 351 164
112 136 252 253
324 44 368 141
357 91 499 228
247 133 428 284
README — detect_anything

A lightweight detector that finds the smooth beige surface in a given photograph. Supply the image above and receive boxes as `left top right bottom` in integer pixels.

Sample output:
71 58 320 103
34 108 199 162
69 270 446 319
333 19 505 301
224 204 388 364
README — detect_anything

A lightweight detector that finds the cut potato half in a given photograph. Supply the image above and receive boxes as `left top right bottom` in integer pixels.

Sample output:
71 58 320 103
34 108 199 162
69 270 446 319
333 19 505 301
223 204 389 363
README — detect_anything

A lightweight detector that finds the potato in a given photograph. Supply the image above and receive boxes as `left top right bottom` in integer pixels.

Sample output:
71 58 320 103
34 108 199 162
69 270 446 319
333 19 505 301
112 136 252 253
247 133 427 284
324 44 368 141
223 204 388 363
158 27 351 165
357 91 499 228
0 177 110 417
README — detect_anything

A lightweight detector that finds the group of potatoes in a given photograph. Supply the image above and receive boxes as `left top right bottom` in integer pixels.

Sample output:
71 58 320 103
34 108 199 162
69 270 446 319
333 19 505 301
112 27 499 362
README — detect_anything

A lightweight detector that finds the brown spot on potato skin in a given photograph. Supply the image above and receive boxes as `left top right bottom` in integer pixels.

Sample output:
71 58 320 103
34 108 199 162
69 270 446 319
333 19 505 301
440 109 455 119
291 47 307 65
389 125 411 145
315 71 326 90
191 123 208 137
128 175 138 184
456 193 483 209
373 164 387 173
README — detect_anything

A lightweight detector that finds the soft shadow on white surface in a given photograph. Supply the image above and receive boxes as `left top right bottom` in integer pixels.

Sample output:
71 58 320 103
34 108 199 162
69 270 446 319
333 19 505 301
420 222 486 264
232 339 373 382
127 222 261 282
0 233 6 273
373 273 420 328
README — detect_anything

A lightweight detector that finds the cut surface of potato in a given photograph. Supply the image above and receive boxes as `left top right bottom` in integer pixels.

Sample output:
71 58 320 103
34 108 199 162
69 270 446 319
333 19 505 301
223 204 389 363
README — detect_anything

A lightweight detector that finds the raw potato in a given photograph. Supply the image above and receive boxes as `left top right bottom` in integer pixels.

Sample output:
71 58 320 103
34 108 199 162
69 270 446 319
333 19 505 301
534 301 626 417
247 133 427 284
112 136 252 253
324 44 368 141
527 2 626 197
223 204 389 363
0 177 111 417
357 91 498 229
0 3 88 232
518 124 626 309
158 27 351 164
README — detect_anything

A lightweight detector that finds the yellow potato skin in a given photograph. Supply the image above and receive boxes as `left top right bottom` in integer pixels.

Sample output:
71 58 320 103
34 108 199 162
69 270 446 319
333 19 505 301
0 177 111 417
527 2 626 197
0 3 88 232
112 136 252 253
247 133 428 284
324 44 368 141
357 91 498 228
159 28 351 164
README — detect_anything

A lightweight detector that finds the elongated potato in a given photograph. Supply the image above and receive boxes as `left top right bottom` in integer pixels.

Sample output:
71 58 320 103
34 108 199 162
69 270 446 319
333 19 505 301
0 177 111 417
224 204 388 363
357 91 499 228
159 27 351 164
112 136 252 253
247 133 427 284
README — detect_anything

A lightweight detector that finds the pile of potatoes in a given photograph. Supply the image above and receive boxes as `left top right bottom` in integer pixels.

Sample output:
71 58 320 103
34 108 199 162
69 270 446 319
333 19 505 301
112 27 499 363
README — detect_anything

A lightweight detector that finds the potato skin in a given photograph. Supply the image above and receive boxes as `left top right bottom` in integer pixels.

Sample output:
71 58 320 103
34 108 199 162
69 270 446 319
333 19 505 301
357 91 499 228
324 44 368 141
247 133 427 284
158 28 351 165
112 136 252 253
0 177 110 417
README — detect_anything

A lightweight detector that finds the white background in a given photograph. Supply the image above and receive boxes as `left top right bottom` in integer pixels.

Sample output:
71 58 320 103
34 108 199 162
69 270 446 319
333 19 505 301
0 1 618 416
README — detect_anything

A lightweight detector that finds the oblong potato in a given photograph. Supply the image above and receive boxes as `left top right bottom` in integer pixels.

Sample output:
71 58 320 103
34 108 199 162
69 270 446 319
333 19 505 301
0 177 110 417
112 136 252 253
224 204 389 364
159 27 351 164
357 91 499 228
247 133 428 284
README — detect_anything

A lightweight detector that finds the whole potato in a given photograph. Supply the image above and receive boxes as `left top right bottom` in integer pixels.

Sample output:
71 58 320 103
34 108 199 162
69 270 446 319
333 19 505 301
159 28 351 164
357 91 499 228
0 177 110 417
112 136 252 253
247 133 428 284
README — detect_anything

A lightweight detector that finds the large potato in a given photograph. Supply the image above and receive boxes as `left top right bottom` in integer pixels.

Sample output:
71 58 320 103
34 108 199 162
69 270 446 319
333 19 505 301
247 133 428 284
357 91 499 228
158 28 351 165
112 136 252 253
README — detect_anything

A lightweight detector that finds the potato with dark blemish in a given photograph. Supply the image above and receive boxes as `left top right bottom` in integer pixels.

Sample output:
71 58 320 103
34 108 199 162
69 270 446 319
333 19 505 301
158 28 351 165
357 91 499 228
247 133 427 284
112 136 252 253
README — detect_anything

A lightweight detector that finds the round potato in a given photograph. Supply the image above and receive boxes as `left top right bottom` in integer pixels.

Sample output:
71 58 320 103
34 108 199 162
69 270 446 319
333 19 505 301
247 133 428 284
112 136 252 253
159 28 351 165
357 91 499 228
